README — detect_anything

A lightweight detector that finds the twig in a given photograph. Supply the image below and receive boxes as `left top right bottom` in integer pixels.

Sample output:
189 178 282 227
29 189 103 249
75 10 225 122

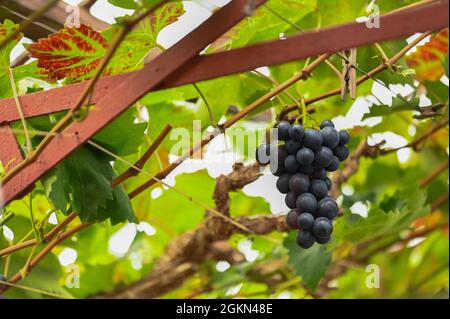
380 119 449 154
252 69 301 107
0 212 78 258
111 124 172 187
419 159 449 187
431 192 449 211
0 278 68 299
0 222 92 294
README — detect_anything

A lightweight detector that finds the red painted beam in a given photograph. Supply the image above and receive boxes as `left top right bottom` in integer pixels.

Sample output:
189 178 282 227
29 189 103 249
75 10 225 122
1 0 267 205
0 0 448 123
0 123 23 171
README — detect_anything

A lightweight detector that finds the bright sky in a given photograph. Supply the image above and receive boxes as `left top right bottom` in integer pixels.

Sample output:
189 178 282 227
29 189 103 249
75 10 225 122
3 1 448 269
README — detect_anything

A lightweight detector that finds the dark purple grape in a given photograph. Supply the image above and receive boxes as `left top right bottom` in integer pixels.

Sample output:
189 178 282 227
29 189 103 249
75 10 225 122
289 173 310 195
296 230 315 249
314 146 333 168
299 165 314 175
285 192 297 209
289 124 305 141
297 213 314 230
286 140 302 154
312 217 333 238
285 209 300 229
334 145 350 161
296 193 318 214
312 168 327 180
324 177 332 190
316 234 331 245
270 145 288 176
338 130 350 145
320 120 335 129
284 155 300 173
303 129 323 150
276 174 291 194
309 179 328 200
325 155 340 172
321 126 340 149
296 147 314 166
255 144 271 165
276 121 291 141
317 197 339 219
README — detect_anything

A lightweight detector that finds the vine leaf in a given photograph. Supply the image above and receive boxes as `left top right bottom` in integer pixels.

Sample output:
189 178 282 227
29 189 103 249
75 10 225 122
406 28 449 81
26 24 109 82
284 232 332 290
42 147 137 224
146 2 185 41
334 186 430 244
26 2 184 82
210 0 316 51
93 108 147 156
362 95 420 120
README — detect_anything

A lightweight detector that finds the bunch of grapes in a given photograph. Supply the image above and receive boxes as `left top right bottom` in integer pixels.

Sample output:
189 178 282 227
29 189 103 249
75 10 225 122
256 120 350 249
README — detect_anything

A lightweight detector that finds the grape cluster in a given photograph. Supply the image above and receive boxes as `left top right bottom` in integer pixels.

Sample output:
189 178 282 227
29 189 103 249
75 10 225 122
256 120 350 249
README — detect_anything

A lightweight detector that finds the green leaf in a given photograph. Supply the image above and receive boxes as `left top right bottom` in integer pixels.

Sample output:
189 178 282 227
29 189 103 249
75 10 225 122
42 164 70 214
284 232 332 290
334 186 430 244
93 108 147 156
362 95 420 120
99 182 137 225
108 0 139 9
223 0 317 50
42 146 136 224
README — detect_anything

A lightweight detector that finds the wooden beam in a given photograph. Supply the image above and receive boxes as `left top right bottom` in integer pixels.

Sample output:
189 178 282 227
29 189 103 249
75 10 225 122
1 0 448 123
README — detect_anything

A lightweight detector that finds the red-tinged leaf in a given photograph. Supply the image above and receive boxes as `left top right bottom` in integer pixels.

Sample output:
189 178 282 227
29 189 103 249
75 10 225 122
148 2 185 36
1 20 22 72
406 29 449 81
26 24 109 82
25 3 184 82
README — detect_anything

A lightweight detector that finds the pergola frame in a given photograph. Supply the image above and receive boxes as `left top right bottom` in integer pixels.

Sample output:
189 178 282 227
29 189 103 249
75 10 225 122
0 0 449 207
